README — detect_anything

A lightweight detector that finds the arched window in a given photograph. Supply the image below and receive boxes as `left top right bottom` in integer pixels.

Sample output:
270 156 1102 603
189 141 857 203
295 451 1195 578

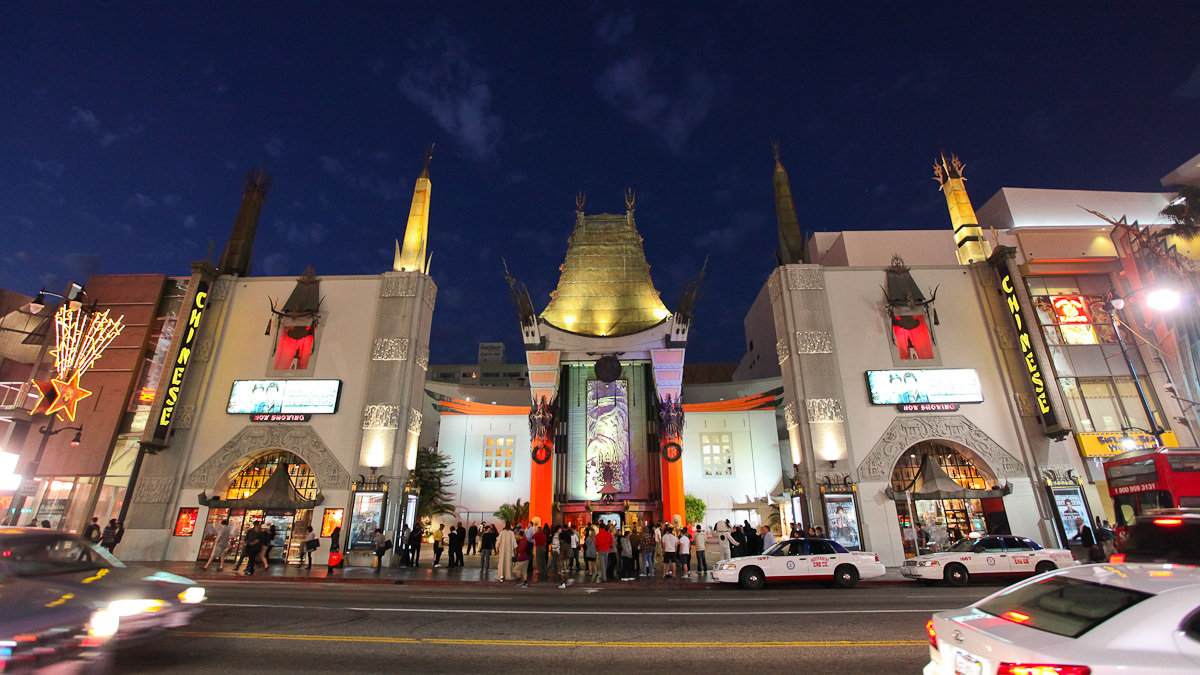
225 451 317 500
890 441 991 492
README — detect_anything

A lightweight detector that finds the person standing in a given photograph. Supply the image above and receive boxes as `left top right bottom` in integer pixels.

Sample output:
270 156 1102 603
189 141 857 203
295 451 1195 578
761 525 775 552
639 526 656 576
716 521 731 561
480 524 497 571
661 526 678 579
570 526 580 571
533 524 549 582
433 524 446 567
557 526 574 587
372 528 388 572
447 522 462 568
467 521 479 557
594 524 613 582
100 519 122 554
497 523 516 582
694 525 708 574
514 527 530 586
407 525 423 567
584 527 597 576
302 526 318 568
83 517 102 543
327 526 342 574
730 525 745 558
619 529 634 580
1073 517 1100 562
680 529 693 575
205 519 233 571
244 524 265 576
263 523 278 565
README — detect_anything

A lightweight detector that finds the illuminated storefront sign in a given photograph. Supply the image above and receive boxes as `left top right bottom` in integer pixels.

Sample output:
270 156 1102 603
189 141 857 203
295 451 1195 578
1075 430 1178 458
154 280 208 442
866 369 983 405
1050 296 1091 324
1001 273 1058 428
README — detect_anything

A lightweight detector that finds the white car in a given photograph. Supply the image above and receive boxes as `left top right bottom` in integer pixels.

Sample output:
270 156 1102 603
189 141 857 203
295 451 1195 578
924 563 1200 675
902 535 1079 586
712 537 886 589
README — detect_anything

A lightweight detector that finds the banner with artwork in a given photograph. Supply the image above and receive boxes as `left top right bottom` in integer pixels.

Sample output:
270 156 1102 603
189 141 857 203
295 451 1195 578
585 379 630 498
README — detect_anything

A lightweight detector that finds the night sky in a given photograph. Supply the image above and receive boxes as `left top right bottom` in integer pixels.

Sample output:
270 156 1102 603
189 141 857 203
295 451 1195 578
3 4 1198 365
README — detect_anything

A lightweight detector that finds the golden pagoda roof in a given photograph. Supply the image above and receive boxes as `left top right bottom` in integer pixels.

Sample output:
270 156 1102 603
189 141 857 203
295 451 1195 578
540 211 671 337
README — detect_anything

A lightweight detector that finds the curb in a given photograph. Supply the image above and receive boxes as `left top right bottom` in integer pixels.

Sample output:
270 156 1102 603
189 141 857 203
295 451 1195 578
185 573 915 588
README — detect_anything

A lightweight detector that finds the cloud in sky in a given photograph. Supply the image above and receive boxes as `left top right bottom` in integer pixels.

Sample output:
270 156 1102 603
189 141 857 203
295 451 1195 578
595 12 634 46
263 135 285 158
127 193 156 211
67 107 137 147
594 54 720 156
32 160 64 177
398 28 503 159
1175 62 1200 99
318 154 404 201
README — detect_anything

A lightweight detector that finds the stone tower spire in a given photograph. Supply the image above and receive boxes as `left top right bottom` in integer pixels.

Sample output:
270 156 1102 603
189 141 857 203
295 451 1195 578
217 168 271 277
394 146 433 273
934 152 992 265
772 141 807 266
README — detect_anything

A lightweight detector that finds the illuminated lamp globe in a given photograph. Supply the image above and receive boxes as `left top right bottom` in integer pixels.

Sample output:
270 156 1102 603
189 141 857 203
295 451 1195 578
1146 288 1181 312
1121 437 1137 451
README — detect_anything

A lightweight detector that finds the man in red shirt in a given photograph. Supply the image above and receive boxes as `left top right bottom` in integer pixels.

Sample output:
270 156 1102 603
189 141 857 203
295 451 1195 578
532 525 548 582
593 524 613 582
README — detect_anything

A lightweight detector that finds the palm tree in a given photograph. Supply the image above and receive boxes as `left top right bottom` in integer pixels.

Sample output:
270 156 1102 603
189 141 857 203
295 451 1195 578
493 498 529 527
1158 185 1200 240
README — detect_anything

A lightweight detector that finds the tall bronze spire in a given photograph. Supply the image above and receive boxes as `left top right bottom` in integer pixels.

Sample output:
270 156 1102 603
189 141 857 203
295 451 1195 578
217 168 271 277
394 145 434 273
772 141 806 265
934 152 992 265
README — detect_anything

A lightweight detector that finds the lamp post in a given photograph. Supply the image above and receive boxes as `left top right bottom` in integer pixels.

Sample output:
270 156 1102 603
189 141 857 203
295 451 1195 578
1109 292 1175 446
3 423 83 525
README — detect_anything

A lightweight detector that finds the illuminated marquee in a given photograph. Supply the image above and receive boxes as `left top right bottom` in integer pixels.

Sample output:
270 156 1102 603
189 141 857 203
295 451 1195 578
153 280 208 442
1050 296 1091 324
1001 273 1058 427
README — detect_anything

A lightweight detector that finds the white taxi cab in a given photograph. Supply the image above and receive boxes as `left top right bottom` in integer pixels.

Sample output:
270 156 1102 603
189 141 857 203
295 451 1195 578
712 537 886 589
902 535 1078 586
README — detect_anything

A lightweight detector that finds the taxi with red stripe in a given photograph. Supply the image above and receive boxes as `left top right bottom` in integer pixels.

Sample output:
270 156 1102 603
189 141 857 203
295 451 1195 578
902 535 1078 586
712 537 886 589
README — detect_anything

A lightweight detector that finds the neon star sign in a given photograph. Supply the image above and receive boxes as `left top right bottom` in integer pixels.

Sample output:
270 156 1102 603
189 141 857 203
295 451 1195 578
32 304 125 421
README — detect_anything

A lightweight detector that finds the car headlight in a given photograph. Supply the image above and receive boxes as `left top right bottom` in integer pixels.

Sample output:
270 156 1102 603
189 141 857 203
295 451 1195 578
107 599 165 616
178 587 206 604
918 560 940 567
716 563 738 570
88 609 121 639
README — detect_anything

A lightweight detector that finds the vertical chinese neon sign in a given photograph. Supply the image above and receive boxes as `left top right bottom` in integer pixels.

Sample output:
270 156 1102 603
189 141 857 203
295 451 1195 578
1002 273 1058 428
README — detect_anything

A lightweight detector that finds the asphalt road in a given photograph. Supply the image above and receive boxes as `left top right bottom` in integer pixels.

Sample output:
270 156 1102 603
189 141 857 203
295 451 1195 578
115 581 1006 674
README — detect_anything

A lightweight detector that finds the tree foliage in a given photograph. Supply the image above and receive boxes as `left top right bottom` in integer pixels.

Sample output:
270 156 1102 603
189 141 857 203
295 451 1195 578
412 446 456 520
1159 185 1200 241
493 498 529 527
684 493 707 525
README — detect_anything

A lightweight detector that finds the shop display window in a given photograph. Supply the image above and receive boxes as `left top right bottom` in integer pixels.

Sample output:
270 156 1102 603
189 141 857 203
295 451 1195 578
173 507 198 536
320 508 344 537
225 451 317 500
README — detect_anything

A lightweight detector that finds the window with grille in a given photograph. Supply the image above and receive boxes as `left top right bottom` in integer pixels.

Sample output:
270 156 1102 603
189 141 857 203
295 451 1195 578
224 451 318 500
483 437 514 480
701 433 734 477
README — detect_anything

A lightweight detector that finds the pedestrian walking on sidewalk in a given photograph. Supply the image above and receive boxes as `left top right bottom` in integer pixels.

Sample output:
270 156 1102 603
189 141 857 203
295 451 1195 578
407 526 422 567
661 526 678 579
433 524 445 567
678 529 691 576
83 517 102 544
328 526 342 574
448 522 462 568
584 527 596 576
619 529 634 580
467 521 478 556
480 524 497 571
694 525 709 574
593 524 613 582
514 527 530 586
570 526 580 571
204 519 232 571
262 523 278 565
497 523 516 582
533 524 549 582
372 528 388 572
639 527 656 576
302 526 318 568
243 523 265 576
557 526 573 586
100 519 122 554
234 522 258 571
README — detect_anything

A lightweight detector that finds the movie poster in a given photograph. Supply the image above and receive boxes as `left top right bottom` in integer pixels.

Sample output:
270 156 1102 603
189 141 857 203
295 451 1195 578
823 493 862 551
585 380 630 497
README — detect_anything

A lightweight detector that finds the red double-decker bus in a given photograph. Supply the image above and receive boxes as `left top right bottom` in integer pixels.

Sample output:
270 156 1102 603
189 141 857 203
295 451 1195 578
1104 448 1200 529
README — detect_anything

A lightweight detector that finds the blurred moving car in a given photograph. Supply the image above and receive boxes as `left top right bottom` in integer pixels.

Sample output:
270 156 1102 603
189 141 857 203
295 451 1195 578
924 564 1200 675
0 577 118 674
0 528 206 647
712 537 885 589
1112 510 1200 566
902 535 1078 586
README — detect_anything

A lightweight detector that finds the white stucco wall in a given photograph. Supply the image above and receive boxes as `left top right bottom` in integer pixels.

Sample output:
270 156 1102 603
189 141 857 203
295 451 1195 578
680 409 783 528
434 413 532 528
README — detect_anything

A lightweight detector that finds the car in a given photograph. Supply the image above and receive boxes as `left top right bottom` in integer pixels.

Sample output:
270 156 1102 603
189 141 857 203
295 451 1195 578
901 535 1079 586
711 537 886 589
0 576 118 674
924 563 1200 675
0 528 206 647
1113 509 1200 566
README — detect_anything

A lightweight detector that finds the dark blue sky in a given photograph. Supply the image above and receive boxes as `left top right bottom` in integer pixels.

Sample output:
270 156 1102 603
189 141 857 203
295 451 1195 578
2 4 1198 364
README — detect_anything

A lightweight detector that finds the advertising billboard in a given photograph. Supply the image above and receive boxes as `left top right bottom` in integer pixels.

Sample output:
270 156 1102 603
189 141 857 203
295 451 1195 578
226 379 342 414
866 369 983 405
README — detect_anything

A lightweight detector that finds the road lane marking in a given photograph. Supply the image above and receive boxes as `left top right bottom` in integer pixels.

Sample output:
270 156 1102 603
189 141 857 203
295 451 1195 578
204 602 947 616
418 595 509 600
172 631 925 647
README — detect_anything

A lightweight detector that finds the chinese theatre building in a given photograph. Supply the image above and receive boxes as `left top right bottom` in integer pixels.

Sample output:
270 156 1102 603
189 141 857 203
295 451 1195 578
427 192 789 532
120 158 437 566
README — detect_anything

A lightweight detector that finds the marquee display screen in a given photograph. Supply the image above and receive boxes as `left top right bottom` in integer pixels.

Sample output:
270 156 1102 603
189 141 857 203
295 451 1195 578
227 379 342 414
866 369 983 405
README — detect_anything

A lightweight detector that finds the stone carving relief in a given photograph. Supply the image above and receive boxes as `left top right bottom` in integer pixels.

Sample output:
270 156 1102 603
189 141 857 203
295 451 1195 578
994 326 1016 349
815 470 857 486
193 339 214 363
1015 392 1036 417
805 398 845 423
132 476 175 504
183 424 351 491
768 273 782 301
174 406 196 430
423 283 437 311
787 268 822 291
210 278 233 301
362 404 400 429
795 331 833 354
776 338 789 365
371 337 410 361
857 415 1025 482
381 275 418 298
407 408 423 433
784 402 799 428
416 344 429 370
1042 465 1078 484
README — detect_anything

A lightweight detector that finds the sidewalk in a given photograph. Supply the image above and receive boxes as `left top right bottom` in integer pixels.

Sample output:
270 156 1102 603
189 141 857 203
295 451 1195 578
150 552 912 588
